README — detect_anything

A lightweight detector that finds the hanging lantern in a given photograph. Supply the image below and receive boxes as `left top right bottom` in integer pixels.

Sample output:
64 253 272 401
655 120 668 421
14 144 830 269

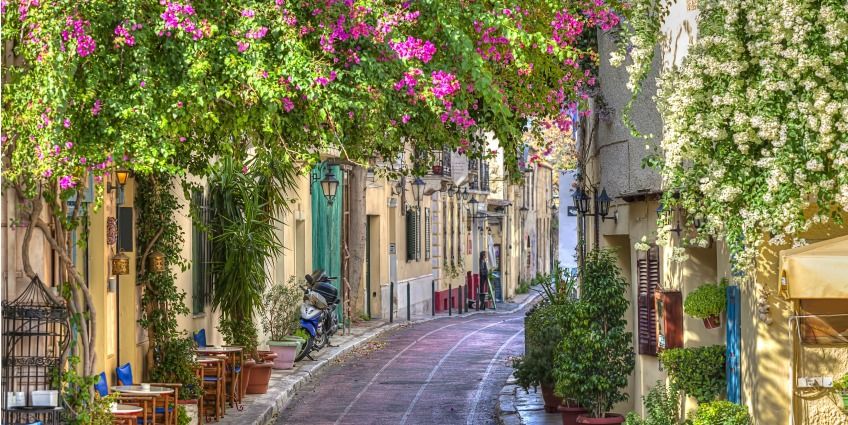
149 251 167 273
112 252 130 276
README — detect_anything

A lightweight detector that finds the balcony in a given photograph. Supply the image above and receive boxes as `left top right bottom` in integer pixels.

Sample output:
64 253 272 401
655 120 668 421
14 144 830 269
468 159 489 193
430 148 452 177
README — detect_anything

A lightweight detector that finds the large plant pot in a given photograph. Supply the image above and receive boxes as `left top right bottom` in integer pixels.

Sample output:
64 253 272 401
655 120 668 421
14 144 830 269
178 399 199 425
703 315 721 329
558 405 587 425
246 362 273 394
257 350 278 363
576 414 624 424
268 341 299 369
238 359 256 399
540 384 563 413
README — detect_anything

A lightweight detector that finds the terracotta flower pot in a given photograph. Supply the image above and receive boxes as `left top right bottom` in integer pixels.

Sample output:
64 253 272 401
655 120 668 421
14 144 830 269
703 315 721 329
432 165 443 175
238 359 256 399
540 384 563 413
268 341 299 369
246 362 273 394
576 413 624 424
558 405 587 425
257 350 278 363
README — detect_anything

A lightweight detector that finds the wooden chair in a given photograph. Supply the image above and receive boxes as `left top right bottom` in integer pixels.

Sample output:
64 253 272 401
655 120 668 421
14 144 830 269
112 395 156 425
149 383 181 425
201 357 226 422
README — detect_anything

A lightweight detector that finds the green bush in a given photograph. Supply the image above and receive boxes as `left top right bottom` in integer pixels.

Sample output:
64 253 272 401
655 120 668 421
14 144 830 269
149 335 202 400
513 302 568 390
261 276 303 341
555 249 634 418
516 280 531 294
622 382 680 425
683 281 726 320
659 345 725 403
689 401 751 425
833 373 848 391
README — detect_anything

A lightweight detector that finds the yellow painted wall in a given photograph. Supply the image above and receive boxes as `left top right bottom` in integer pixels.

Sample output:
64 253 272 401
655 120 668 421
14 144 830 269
745 221 848 425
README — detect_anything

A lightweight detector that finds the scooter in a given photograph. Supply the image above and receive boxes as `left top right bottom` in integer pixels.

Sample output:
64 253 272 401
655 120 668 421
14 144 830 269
294 270 340 362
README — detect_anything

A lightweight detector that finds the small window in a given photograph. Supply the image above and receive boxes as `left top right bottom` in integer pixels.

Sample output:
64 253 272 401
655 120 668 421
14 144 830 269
191 190 211 314
406 208 419 262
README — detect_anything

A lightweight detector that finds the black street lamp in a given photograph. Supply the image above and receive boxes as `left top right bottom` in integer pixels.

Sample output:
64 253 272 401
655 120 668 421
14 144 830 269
461 188 470 201
321 171 339 205
519 205 529 223
411 176 425 209
572 186 614 249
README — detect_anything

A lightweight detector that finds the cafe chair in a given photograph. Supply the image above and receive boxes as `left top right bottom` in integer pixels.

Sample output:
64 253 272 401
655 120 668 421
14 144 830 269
116 362 134 386
201 357 226 421
193 329 207 348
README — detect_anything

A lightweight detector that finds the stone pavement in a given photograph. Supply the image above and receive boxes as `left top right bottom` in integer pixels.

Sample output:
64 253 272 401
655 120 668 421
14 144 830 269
218 288 541 425
496 375 561 425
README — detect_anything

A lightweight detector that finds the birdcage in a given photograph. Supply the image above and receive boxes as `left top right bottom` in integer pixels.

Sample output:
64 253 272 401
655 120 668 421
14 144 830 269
2 276 70 425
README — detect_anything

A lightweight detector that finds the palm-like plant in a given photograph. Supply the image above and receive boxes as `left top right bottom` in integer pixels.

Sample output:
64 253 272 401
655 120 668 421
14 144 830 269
206 155 295 357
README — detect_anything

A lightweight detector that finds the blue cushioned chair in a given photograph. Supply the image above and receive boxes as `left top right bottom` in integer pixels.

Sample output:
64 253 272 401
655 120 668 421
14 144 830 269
94 372 109 397
193 329 207 348
116 362 134 386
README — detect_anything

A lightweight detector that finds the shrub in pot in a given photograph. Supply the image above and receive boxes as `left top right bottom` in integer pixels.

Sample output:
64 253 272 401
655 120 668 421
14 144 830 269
555 249 634 424
658 345 725 403
622 382 680 425
513 273 579 415
833 374 848 409
261 276 304 370
148 336 202 422
689 401 751 425
683 280 726 329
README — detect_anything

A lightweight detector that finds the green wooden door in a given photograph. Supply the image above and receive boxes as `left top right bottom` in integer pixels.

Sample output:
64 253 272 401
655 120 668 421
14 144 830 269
310 163 343 316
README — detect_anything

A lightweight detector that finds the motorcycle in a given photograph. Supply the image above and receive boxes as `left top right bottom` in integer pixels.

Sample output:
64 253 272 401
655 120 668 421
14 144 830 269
294 270 340 362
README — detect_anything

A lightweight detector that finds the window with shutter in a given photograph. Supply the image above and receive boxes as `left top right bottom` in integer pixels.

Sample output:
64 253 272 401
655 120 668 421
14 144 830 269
191 189 211 314
637 246 660 356
425 208 431 260
406 208 417 262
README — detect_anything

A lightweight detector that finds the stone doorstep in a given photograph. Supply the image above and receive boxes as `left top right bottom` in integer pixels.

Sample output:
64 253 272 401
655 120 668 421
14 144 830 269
218 289 542 425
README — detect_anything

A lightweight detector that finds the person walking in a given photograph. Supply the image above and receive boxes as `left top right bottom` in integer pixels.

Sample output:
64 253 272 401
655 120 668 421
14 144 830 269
478 251 488 310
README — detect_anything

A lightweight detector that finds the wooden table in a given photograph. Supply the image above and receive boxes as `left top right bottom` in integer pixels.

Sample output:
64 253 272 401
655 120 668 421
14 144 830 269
112 386 175 425
111 403 144 415
194 347 244 411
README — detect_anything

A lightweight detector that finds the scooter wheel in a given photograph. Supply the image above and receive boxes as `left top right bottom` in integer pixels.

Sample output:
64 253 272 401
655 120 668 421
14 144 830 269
295 334 314 362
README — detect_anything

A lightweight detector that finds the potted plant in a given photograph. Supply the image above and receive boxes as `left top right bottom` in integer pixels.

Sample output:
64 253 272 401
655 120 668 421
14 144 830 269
148 336 202 424
261 276 304 370
555 249 634 425
432 164 443 175
684 280 726 329
513 302 565 413
658 345 725 403
689 401 751 425
208 158 289 395
833 374 848 409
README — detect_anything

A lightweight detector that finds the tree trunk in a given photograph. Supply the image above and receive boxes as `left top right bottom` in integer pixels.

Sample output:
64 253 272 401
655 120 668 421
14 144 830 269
347 165 367 316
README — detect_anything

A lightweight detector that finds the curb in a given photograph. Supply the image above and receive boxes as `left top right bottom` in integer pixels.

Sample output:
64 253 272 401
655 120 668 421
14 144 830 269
236 291 541 425
495 375 522 425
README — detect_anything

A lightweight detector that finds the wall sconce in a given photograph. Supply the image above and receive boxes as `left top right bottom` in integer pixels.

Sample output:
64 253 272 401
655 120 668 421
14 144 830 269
148 251 167 273
107 169 131 192
112 251 130 276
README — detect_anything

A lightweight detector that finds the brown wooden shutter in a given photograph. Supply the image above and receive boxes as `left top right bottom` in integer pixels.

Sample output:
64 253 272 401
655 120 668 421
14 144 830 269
637 246 660 356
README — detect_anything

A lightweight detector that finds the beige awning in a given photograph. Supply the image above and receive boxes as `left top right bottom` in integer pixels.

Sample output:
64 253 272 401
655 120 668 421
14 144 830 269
779 235 848 299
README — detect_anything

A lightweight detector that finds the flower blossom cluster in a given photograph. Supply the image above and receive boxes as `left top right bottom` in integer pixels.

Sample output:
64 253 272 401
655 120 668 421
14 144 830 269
114 21 142 47
430 71 460 99
62 17 96 57
160 1 206 40
393 68 422 96
390 36 436 63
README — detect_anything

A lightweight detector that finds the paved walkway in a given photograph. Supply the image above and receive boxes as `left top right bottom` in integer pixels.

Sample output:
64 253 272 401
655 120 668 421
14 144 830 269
218 289 541 425
495 375 561 425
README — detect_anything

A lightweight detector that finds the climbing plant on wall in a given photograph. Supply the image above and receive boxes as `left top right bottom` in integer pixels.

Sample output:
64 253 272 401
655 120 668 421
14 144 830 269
135 172 200 399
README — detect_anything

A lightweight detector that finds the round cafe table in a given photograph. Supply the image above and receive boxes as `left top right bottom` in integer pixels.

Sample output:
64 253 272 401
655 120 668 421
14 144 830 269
111 403 143 415
111 385 174 395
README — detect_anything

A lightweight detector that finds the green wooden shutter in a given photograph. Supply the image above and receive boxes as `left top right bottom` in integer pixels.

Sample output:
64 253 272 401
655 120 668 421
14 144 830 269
424 208 431 260
406 208 417 262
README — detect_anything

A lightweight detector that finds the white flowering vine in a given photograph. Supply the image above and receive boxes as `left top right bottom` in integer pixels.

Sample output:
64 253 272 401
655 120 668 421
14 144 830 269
656 0 848 268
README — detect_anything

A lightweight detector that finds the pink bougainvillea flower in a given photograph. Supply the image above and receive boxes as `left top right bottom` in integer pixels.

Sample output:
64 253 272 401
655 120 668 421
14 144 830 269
59 175 76 190
431 70 460 99
401 114 410 123
241 9 255 18
281 97 294 112
237 41 250 52
91 99 102 115
140 80 146 88
390 36 436 63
